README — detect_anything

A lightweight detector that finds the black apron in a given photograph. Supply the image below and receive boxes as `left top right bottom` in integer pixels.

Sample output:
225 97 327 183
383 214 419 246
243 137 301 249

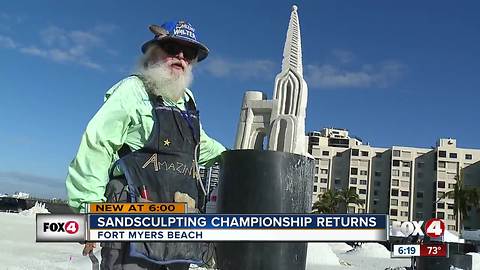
104 75 208 266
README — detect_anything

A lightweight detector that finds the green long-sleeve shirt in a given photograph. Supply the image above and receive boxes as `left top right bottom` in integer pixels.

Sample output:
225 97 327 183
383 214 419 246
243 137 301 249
65 76 226 212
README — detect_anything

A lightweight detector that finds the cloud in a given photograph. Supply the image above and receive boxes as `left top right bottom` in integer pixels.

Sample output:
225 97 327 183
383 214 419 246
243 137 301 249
0 12 25 24
332 49 355 64
20 45 103 70
1 24 116 71
8 135 34 146
202 56 276 80
0 171 66 198
306 61 406 89
0 12 25 31
20 46 47 57
0 34 16 48
306 62 405 89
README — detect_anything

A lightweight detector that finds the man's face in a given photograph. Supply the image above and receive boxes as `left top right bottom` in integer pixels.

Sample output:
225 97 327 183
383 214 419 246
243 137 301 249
149 41 197 77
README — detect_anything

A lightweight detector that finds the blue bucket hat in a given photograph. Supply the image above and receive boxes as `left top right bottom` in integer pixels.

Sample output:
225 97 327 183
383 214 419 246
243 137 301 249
141 20 209 62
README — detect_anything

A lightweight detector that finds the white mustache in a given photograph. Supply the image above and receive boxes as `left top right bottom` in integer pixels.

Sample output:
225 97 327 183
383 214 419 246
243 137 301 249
137 61 193 101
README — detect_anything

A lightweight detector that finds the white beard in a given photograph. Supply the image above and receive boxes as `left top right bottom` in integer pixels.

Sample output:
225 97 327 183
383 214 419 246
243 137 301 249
137 62 193 101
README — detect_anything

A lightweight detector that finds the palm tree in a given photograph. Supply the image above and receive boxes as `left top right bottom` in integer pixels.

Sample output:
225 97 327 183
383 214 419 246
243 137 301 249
312 188 364 214
338 188 364 213
312 189 339 214
437 168 480 231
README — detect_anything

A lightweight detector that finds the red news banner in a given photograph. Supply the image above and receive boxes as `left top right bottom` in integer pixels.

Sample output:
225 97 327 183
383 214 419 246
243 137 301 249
420 243 448 257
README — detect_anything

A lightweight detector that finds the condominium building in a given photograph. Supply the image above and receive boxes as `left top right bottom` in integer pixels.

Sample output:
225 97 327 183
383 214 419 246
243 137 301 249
308 128 480 231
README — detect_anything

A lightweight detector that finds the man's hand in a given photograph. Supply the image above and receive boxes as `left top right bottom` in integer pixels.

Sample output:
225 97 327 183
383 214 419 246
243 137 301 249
82 242 96 256
174 191 199 213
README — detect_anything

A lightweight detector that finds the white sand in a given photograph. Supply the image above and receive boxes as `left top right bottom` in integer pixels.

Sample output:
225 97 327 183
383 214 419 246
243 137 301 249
306 243 341 268
344 243 391 258
468 252 480 270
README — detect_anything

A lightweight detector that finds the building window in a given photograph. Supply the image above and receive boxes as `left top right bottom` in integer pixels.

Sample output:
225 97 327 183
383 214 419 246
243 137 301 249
417 191 424 198
359 189 367 195
360 180 367 185
449 153 457 158
448 183 455 189
321 169 328 174
373 200 378 205
393 150 400 157
315 158 320 165
393 160 400 167
320 178 328 183
374 190 379 196
374 171 381 177
391 189 399 196
360 170 368 176
350 178 357 184
402 172 410 177
392 169 399 176
335 179 341 185
401 201 409 207
438 181 445 188
465 154 472 160
402 151 411 158
322 151 329 156
400 180 409 188
361 151 369 157
374 181 381 187
391 199 398 205
402 161 410 167
438 191 445 198
448 214 455 220
390 209 398 216
315 167 319 174
437 212 445 219
438 161 446 168
392 179 399 186
439 151 447 158
437 203 445 209
417 162 425 168
351 168 358 175
336 152 342 157
401 211 408 217
314 176 319 183
401 191 409 197
448 225 456 231
313 186 318 192
320 187 327 193
352 149 359 156
415 212 423 219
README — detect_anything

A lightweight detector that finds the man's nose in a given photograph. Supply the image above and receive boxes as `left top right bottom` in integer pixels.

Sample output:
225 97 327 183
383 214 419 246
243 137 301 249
175 51 185 60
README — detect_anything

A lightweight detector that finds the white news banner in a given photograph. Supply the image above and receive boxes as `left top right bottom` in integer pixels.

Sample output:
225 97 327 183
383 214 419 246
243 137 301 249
391 244 420 258
88 229 387 241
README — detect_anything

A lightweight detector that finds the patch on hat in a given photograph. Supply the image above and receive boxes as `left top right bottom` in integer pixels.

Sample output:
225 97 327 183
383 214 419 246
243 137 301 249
171 21 197 41
142 20 210 62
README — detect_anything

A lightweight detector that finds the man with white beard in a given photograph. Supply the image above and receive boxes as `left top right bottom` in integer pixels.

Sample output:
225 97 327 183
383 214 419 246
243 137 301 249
66 21 225 270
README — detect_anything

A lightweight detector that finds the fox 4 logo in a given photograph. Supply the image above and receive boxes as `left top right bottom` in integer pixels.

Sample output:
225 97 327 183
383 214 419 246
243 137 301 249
392 218 445 238
43 221 79 235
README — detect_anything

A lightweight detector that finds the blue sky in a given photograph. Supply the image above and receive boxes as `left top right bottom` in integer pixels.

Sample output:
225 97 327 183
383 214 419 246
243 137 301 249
0 1 479 198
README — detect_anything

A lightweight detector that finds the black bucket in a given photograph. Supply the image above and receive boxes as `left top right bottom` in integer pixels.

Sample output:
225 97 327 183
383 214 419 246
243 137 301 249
215 150 314 270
